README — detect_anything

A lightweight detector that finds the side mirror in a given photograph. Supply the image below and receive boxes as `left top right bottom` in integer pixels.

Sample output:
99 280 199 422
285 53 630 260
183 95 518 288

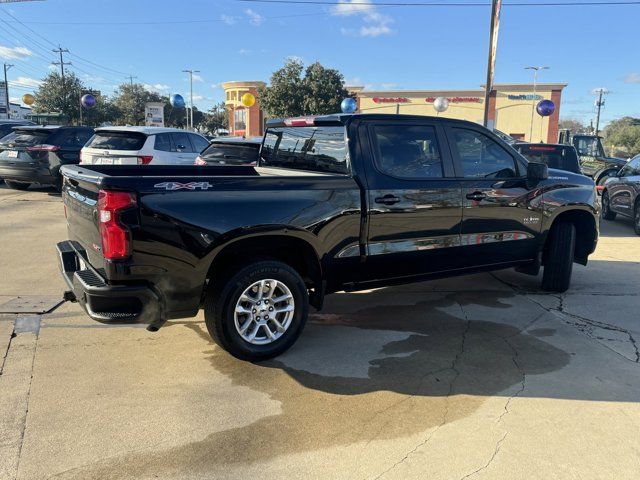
527 161 548 183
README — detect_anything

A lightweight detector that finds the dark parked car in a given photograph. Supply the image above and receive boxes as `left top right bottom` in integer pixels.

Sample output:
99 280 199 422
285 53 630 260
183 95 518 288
0 125 93 191
515 143 582 175
195 136 261 166
57 114 598 360
601 154 640 235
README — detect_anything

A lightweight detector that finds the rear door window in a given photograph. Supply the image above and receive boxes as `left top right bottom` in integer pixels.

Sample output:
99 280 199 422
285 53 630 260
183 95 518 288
86 131 147 150
261 126 348 174
371 124 444 179
171 132 194 153
154 133 173 152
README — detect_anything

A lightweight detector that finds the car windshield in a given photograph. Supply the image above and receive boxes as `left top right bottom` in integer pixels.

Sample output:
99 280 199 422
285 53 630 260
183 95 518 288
0 130 51 146
201 143 259 164
86 131 147 150
574 137 605 157
518 145 581 174
261 126 348 174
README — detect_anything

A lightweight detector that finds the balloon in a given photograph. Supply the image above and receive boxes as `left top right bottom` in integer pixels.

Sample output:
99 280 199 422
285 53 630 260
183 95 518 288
81 94 96 109
22 94 35 106
536 99 555 117
340 97 357 114
241 92 256 107
433 97 449 113
170 94 185 108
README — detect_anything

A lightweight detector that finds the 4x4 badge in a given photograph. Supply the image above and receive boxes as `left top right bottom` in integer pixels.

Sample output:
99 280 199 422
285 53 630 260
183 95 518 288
154 182 213 191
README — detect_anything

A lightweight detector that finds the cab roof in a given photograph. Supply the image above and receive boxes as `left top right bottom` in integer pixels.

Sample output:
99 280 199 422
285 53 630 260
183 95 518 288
265 113 484 128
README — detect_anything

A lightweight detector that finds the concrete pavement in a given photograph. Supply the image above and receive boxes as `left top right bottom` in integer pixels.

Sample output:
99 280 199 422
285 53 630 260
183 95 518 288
1 184 639 479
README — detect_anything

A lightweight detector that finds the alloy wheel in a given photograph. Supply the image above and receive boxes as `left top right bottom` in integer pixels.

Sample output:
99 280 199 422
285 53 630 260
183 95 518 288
233 279 295 345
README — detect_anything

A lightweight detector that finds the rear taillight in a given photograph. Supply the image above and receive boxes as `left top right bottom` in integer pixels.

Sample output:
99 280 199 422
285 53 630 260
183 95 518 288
137 155 153 165
27 144 60 152
194 156 206 166
97 190 136 260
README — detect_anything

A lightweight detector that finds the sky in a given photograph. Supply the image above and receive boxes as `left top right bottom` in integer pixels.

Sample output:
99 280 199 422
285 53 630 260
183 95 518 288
0 0 638 127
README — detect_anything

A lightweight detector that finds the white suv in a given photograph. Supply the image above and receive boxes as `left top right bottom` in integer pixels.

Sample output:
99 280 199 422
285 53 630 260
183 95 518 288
80 126 210 166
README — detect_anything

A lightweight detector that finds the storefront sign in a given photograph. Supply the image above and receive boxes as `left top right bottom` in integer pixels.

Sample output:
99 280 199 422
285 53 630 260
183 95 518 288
507 94 543 101
145 102 165 127
425 96 482 103
372 97 410 104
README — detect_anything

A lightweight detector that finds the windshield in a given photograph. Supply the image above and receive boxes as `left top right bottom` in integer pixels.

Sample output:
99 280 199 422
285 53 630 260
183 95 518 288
518 145 581 174
574 137 605 157
86 131 147 150
0 130 51 147
260 126 348 174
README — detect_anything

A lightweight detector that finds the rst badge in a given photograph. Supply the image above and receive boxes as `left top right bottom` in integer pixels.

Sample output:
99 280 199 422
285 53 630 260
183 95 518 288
154 182 213 191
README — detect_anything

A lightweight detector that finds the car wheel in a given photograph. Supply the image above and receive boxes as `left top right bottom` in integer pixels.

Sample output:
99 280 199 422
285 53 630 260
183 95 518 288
204 260 309 361
634 202 640 236
542 221 576 293
601 191 616 220
4 180 30 191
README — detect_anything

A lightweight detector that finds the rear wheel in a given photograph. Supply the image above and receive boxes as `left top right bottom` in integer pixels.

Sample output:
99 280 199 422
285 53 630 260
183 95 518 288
204 260 309 361
4 180 30 191
542 221 576 293
601 191 616 220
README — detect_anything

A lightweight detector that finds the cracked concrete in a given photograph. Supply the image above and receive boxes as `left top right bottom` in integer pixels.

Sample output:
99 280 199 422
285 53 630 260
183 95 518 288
1 184 640 480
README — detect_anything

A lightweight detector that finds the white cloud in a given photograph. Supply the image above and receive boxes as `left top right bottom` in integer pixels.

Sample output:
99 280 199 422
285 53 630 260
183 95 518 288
143 83 170 93
221 14 236 25
0 45 32 60
211 83 220 89
244 8 264 26
591 87 609 95
380 82 398 89
623 73 640 84
331 0 393 37
192 73 204 82
14 76 41 88
238 49 252 55
192 94 204 101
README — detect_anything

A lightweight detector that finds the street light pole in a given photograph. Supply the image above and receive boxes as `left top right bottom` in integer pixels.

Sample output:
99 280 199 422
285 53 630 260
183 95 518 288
3 63 13 119
483 0 502 127
593 88 607 136
525 66 549 141
182 69 200 130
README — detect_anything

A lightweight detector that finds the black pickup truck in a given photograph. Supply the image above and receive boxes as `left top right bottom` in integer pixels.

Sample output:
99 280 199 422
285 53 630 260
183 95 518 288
57 114 599 360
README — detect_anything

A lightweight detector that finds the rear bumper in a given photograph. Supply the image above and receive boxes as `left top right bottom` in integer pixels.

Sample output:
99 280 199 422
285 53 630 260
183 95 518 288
56 240 166 330
0 164 57 185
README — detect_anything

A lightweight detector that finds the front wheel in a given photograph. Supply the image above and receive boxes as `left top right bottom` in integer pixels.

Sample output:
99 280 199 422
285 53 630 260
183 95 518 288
4 180 30 190
601 191 616 220
542 221 576 293
204 260 309 361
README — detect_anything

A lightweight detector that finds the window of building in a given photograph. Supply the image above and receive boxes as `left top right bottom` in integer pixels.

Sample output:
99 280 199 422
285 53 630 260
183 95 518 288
371 124 443 179
453 128 518 178
234 109 246 131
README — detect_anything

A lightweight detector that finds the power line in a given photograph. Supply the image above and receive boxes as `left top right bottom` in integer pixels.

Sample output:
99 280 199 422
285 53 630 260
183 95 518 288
236 0 640 5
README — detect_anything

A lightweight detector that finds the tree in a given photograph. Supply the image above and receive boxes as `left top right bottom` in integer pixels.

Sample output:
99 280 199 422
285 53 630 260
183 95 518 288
258 58 348 118
559 118 588 134
81 94 119 127
201 103 228 134
33 72 85 124
602 117 640 156
111 83 167 126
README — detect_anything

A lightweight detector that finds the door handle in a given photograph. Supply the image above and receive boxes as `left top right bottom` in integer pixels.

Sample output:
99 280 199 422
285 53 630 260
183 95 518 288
374 194 401 206
466 191 487 201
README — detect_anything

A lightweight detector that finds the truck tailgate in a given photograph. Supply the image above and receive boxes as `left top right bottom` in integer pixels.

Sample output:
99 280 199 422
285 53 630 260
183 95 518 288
61 168 105 269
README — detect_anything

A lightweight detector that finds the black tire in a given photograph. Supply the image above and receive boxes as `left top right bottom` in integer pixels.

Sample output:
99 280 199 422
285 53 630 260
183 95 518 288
542 221 576 292
634 202 640 236
4 180 30 190
601 191 616 220
204 260 309 361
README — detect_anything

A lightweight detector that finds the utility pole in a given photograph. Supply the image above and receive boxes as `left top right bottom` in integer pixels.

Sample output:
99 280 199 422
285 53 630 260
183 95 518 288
51 46 71 78
127 75 137 86
182 69 199 130
483 0 502 127
593 88 607 136
525 66 549 141
3 63 13 120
